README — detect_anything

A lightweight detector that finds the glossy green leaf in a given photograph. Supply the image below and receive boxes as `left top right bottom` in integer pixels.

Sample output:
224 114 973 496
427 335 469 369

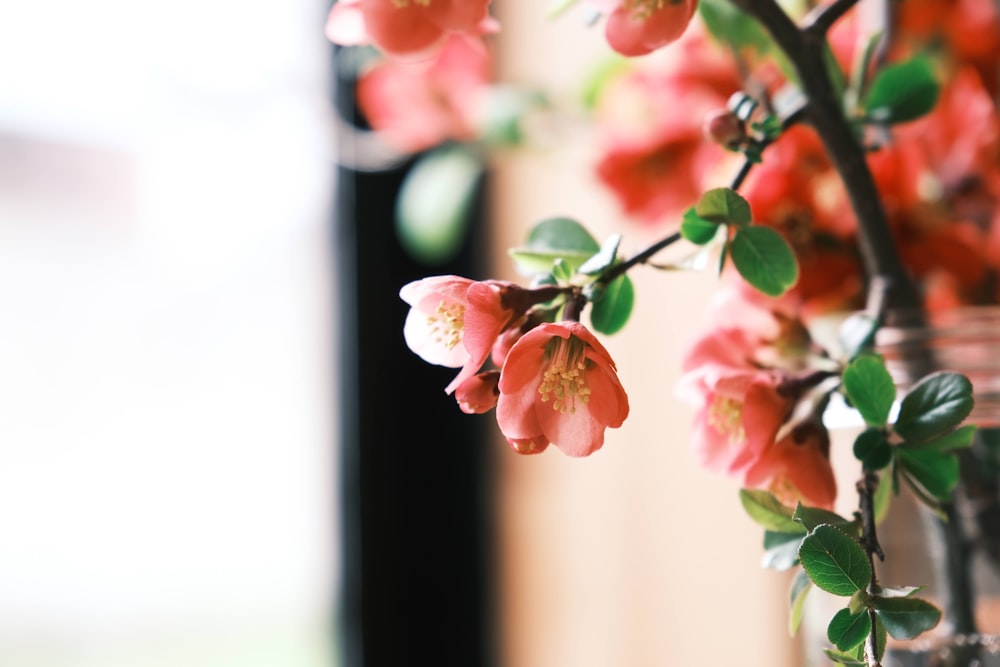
509 217 601 275
876 585 922 599
843 354 896 426
822 648 867 666
396 145 482 265
799 525 871 596
792 504 854 533
897 448 960 499
730 225 799 297
739 489 804 533
873 469 893 523
895 371 974 442
848 589 871 616
908 424 977 452
681 207 722 246
864 56 940 124
762 531 804 571
873 596 941 640
697 0 773 54
579 234 622 275
525 216 601 254
695 187 753 226
589 274 634 335
789 568 812 636
838 312 880 361
828 607 872 652
853 428 893 471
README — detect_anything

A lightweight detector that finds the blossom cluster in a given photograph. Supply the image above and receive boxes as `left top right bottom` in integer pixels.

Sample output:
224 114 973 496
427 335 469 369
400 276 629 456
328 0 1000 522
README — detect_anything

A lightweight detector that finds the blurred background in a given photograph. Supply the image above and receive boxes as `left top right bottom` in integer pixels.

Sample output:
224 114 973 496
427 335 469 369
0 2 795 666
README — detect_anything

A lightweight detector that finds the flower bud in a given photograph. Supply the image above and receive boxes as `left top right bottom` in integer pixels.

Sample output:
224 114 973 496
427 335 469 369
703 109 746 150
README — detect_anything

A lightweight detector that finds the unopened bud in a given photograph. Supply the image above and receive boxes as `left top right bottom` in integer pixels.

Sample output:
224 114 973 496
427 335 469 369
703 109 746 150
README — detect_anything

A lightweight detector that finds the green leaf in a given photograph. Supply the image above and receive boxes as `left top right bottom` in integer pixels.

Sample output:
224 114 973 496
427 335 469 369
789 568 812 637
695 187 753 226
822 648 867 665
853 428 893 471
509 217 601 275
838 312 880 361
589 275 634 335
681 207 722 245
525 216 601 254
847 31 885 112
762 531 804 571
895 371 974 441
873 596 941 640
876 585 922 598
897 448 960 499
828 607 872 652
396 145 483 265
730 225 800 297
909 424 978 452
792 504 854 533
739 489 804 534
864 56 940 124
842 354 896 426
578 234 622 275
697 0 773 55
848 589 871 616
799 525 872 596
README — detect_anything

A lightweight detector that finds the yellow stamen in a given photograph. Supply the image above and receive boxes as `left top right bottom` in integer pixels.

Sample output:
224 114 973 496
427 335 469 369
426 300 465 350
538 336 592 414
708 396 745 442
622 0 666 19
391 0 431 7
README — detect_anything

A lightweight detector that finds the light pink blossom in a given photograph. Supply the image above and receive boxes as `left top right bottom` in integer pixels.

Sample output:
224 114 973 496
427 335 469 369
675 327 794 476
399 275 522 393
357 34 490 152
496 322 629 457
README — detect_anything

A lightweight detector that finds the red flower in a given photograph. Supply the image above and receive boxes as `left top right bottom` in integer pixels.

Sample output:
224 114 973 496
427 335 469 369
743 420 837 510
599 0 699 57
496 322 629 457
326 0 496 60
593 29 738 224
677 323 837 507
357 34 490 152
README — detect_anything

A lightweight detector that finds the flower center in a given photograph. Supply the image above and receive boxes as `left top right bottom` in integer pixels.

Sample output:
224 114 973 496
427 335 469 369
622 0 666 20
538 336 591 414
708 396 745 442
427 300 465 350
391 0 431 7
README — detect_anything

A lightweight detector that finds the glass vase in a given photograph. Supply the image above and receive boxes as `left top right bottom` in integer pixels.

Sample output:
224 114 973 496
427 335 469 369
806 306 1000 667
875 307 1000 666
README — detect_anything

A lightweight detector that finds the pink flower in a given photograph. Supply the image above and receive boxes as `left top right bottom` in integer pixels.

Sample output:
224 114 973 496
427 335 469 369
743 420 837 510
325 0 497 60
676 325 837 507
399 275 524 393
496 322 629 457
675 327 794 476
598 0 699 57
357 34 491 152
455 370 500 414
